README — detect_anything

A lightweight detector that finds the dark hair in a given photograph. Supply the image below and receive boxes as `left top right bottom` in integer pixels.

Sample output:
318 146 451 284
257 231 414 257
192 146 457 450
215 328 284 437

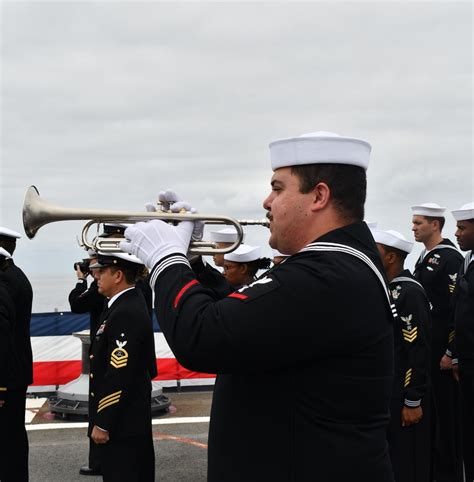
424 216 445 231
137 266 150 280
290 164 366 222
109 265 140 285
424 216 446 231
246 257 272 278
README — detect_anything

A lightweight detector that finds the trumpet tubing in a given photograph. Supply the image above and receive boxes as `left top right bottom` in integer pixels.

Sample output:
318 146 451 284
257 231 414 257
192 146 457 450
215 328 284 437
23 186 269 255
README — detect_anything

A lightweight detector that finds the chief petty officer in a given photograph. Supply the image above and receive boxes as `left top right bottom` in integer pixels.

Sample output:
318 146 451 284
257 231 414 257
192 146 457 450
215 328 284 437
88 251 157 482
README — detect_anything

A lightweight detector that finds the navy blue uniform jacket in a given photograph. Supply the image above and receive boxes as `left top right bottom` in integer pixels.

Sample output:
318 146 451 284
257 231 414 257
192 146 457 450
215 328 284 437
88 288 157 440
150 222 395 481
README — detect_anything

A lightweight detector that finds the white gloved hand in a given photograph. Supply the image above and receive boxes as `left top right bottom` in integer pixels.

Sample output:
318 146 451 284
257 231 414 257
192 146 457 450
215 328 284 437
119 220 194 270
158 190 181 204
144 189 182 214
158 190 181 212
144 202 157 213
170 202 204 243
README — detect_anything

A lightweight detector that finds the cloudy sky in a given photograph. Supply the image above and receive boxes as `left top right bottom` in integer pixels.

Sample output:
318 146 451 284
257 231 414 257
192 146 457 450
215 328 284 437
1 1 472 309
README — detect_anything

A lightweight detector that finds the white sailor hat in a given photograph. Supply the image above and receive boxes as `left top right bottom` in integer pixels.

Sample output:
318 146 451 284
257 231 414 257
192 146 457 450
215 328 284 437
90 251 143 269
0 227 22 239
209 227 244 243
269 131 371 171
271 248 289 258
0 247 11 259
452 202 474 222
224 244 261 263
372 229 413 254
411 203 446 217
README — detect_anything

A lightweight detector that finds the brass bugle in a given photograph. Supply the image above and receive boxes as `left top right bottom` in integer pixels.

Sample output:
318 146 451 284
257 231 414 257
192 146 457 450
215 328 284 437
23 186 269 255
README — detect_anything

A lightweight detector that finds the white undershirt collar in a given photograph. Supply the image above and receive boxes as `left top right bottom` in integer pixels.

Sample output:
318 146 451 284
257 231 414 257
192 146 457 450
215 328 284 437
107 287 135 308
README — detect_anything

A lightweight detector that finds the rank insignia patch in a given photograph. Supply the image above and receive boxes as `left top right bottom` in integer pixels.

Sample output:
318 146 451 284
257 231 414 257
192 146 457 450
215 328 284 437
401 314 413 327
448 274 457 293
97 390 122 412
391 285 401 300
402 326 418 343
110 340 128 369
228 276 281 303
404 368 412 387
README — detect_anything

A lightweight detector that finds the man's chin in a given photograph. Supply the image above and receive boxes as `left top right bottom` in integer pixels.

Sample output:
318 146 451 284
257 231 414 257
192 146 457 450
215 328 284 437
268 235 277 250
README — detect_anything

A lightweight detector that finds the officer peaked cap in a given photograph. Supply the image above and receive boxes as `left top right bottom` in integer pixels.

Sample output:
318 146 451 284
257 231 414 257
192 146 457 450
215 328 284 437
0 227 21 240
90 251 143 270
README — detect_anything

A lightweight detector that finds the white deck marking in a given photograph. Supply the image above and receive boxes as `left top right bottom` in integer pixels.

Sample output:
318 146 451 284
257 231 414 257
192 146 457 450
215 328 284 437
26 416 210 431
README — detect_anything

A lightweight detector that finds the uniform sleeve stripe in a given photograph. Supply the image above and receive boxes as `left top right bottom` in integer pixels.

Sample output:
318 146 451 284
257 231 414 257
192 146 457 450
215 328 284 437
97 398 120 413
173 279 200 309
228 292 249 300
98 395 120 409
98 390 122 405
98 394 121 409
150 255 191 288
404 399 421 407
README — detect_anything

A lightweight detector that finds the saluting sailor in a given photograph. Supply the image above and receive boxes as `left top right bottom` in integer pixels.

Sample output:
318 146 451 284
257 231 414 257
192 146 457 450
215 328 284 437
373 228 432 482
121 131 396 481
411 203 464 482
88 252 157 482
450 202 474 482
69 248 105 477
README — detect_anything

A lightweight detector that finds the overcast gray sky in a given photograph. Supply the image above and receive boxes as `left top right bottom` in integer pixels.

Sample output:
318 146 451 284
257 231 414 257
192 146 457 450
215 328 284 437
0 1 472 309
